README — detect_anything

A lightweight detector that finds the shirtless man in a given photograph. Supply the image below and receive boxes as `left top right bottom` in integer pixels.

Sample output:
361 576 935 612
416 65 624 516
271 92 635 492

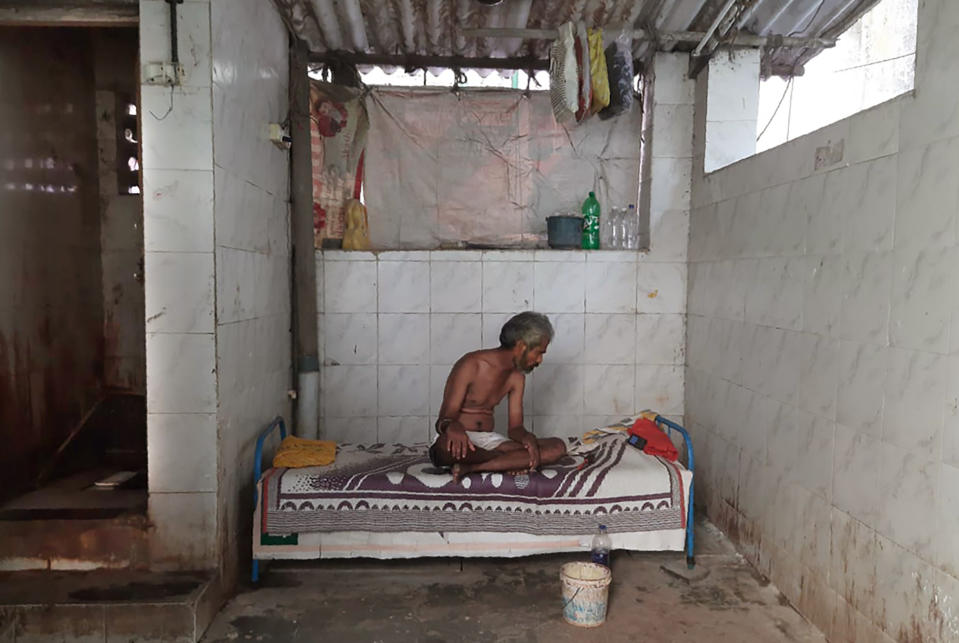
429 311 568 482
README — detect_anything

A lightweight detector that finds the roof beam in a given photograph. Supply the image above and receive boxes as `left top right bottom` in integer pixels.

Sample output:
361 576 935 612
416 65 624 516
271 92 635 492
0 0 137 27
310 51 552 71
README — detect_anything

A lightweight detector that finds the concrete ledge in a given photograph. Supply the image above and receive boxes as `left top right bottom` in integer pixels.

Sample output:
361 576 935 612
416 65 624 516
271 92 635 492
0 514 150 572
0 570 220 642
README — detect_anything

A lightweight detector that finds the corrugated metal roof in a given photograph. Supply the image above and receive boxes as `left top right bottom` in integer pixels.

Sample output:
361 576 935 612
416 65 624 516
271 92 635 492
272 0 884 76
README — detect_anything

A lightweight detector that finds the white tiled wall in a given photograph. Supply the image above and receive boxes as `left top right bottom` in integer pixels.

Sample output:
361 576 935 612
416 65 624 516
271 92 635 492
140 0 291 578
318 251 686 443
317 52 694 447
210 0 291 589
140 0 217 570
703 49 759 173
687 1 959 638
644 53 694 264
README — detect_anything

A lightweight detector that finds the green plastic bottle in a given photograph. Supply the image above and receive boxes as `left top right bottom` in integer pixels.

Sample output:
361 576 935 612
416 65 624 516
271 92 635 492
581 191 600 250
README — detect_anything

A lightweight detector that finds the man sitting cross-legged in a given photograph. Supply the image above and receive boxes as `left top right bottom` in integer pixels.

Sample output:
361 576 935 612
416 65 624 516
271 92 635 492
429 311 568 483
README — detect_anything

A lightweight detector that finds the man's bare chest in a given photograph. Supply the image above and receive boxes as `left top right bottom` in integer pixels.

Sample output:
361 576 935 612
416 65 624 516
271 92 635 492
464 371 513 408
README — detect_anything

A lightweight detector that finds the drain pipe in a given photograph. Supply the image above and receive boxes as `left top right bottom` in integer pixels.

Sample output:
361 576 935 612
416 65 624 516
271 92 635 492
289 39 320 439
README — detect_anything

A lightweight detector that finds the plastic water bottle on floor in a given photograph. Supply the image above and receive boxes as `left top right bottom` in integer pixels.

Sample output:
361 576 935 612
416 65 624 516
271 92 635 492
591 524 611 567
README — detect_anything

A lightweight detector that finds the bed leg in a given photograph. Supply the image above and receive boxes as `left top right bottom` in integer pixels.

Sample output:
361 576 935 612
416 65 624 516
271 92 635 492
685 478 695 568
654 415 696 571
252 418 285 587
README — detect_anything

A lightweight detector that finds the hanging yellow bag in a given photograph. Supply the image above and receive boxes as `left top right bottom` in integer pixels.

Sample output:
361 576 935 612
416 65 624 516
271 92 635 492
588 28 610 114
341 198 371 250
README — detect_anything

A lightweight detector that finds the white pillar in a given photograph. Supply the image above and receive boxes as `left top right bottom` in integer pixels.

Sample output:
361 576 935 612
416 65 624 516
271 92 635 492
702 49 760 173
639 52 695 260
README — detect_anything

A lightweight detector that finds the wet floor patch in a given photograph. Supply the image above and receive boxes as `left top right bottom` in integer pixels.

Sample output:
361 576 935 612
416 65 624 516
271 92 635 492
227 615 299 641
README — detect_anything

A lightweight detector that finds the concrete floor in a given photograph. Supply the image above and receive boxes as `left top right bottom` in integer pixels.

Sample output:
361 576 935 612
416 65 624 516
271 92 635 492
0 569 218 641
202 520 827 642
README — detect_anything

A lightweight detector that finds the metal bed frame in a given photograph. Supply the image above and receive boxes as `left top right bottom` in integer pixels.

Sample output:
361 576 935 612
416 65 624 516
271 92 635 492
251 414 694 583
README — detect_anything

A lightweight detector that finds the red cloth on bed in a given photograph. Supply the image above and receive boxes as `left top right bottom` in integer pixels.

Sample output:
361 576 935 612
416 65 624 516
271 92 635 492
629 418 678 461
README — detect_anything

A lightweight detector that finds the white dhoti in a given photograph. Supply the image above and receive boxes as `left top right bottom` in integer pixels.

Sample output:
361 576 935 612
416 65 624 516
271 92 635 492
430 430 512 451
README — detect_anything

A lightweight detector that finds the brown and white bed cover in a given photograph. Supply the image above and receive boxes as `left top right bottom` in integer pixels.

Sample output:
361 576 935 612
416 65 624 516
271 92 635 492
260 433 688 536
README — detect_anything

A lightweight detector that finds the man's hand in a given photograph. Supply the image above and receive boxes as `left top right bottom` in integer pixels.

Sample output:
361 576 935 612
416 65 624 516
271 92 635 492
446 425 474 461
520 433 541 470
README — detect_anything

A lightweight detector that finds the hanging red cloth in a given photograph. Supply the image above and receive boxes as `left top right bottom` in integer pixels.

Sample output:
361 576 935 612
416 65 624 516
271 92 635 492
628 418 678 461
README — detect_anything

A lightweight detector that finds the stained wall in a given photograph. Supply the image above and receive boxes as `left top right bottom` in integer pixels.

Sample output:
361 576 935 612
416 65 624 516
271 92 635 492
686 0 959 637
0 28 104 501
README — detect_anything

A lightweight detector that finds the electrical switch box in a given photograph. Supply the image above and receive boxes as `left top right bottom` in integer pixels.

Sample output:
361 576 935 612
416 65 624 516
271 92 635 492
267 123 291 150
143 61 184 85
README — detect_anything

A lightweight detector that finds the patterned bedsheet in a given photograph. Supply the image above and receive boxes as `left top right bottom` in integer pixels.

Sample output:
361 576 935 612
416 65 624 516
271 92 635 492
260 434 688 535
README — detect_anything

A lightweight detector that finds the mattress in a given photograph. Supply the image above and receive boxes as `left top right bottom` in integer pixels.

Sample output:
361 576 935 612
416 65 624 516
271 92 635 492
258 434 690 538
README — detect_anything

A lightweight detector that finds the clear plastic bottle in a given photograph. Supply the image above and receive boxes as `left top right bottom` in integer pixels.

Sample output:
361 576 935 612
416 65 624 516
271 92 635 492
608 207 621 249
625 204 637 249
600 207 615 249
590 524 611 566
615 207 628 249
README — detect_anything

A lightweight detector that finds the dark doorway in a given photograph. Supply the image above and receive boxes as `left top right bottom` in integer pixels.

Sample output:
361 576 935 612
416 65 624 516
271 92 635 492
0 26 146 520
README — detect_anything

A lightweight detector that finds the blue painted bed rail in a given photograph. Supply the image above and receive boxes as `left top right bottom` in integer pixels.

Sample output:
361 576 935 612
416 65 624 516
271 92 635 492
252 416 286 583
653 414 695 568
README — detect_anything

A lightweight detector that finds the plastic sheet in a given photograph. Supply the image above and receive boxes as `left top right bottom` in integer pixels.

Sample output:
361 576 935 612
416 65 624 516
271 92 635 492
363 88 642 249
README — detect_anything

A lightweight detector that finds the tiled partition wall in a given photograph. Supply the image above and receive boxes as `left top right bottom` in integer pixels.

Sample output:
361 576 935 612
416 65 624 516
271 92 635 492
210 0 291 589
686 1 959 638
317 250 686 443
141 0 219 569
314 52 696 447
140 0 291 577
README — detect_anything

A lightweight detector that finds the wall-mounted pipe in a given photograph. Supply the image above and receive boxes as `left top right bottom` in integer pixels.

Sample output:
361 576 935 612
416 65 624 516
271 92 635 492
290 39 320 439
165 0 183 82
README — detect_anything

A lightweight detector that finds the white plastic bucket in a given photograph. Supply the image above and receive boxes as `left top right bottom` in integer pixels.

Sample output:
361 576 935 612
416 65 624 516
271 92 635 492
560 561 612 627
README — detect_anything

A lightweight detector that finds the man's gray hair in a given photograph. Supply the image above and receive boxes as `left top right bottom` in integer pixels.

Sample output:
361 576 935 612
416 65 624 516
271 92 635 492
499 312 554 349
